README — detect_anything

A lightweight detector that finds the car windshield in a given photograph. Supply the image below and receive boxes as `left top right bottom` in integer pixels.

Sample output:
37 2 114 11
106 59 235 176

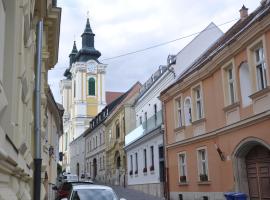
71 189 118 200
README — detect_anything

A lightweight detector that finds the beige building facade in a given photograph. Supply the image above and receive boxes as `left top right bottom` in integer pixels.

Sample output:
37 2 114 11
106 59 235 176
105 82 141 186
0 0 61 199
161 2 270 200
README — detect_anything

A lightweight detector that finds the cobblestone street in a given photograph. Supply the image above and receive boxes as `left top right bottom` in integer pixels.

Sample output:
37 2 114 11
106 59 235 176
109 185 164 200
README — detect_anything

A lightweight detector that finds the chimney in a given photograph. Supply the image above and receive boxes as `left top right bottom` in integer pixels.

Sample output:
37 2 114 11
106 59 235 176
239 5 248 21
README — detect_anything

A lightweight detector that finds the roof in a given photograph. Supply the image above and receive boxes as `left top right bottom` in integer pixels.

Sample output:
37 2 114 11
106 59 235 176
161 1 270 96
106 91 124 104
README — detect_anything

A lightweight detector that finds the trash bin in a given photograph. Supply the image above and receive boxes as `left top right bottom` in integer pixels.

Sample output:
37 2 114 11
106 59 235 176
224 192 237 200
233 193 247 200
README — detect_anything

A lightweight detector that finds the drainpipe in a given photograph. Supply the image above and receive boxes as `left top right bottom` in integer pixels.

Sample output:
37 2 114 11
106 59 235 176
34 19 43 200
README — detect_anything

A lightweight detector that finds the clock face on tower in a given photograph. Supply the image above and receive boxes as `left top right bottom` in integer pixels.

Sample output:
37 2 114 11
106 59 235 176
87 63 95 73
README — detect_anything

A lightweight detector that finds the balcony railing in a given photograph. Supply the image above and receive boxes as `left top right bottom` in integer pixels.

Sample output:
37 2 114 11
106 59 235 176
142 110 163 134
125 110 163 146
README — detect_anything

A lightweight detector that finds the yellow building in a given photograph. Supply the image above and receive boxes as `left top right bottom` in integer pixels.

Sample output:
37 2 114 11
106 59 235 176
60 18 106 173
105 82 141 186
0 0 61 199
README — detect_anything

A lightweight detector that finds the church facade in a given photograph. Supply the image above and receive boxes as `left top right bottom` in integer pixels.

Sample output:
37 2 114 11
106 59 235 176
60 18 106 173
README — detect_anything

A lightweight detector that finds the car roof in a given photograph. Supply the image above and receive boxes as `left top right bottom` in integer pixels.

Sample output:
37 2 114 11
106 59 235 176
72 184 113 190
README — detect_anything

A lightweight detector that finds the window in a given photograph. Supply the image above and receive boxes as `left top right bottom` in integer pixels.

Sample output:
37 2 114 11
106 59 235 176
255 47 267 90
197 148 209 182
99 157 102 171
115 122 120 139
193 86 203 120
139 116 142 125
96 135 97 147
135 153 138 174
122 116 125 135
144 112 148 128
103 156 105 170
154 104 157 125
176 98 183 127
184 98 192 125
130 155 133 172
150 146 154 171
143 149 147 172
227 67 236 104
88 77 95 96
239 62 252 107
73 81 76 98
178 153 187 183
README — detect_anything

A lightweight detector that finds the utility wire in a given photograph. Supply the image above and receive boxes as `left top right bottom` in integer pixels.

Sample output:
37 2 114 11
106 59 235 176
51 18 238 71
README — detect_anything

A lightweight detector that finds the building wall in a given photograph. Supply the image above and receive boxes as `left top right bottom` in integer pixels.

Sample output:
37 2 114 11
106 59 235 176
0 0 61 199
70 134 85 177
85 124 106 182
161 8 270 200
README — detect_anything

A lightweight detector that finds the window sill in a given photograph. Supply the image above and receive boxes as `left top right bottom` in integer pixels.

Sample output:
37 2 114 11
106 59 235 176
223 101 240 112
150 170 155 174
178 182 189 186
174 126 185 132
197 181 211 185
191 117 206 125
249 86 270 99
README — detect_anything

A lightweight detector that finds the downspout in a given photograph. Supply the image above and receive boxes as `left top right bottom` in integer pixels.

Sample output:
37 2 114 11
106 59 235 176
34 19 43 200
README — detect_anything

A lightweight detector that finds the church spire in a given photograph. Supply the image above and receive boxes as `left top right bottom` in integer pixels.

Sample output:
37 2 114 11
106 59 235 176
75 17 101 62
69 41 78 66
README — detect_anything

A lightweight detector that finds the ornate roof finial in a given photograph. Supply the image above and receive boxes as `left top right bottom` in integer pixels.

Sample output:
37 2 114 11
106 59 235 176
87 10 90 19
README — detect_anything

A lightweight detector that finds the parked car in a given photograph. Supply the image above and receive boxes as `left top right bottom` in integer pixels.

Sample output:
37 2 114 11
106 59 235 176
54 181 94 200
63 174 78 182
60 184 126 200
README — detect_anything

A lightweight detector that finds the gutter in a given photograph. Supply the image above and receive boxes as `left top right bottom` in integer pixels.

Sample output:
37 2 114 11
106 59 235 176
33 20 43 200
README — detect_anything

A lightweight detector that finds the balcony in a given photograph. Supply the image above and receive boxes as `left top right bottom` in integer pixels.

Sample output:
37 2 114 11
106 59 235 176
125 110 163 146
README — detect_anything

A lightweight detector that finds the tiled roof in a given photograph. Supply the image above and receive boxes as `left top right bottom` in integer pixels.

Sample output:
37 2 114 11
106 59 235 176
106 91 124 104
161 1 270 95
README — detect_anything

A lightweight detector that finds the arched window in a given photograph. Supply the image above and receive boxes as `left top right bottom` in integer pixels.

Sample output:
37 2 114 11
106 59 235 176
239 62 252 107
184 97 192 126
88 77 95 96
115 122 120 139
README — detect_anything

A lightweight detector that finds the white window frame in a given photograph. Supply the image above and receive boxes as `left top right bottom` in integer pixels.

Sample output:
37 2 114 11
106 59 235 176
255 46 267 90
192 84 204 121
196 147 209 181
227 67 236 104
130 154 133 172
178 152 187 183
247 36 269 94
135 152 138 173
184 97 192 126
174 96 183 128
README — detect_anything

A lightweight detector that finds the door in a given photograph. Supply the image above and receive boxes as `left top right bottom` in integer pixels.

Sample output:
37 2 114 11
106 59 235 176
246 145 270 200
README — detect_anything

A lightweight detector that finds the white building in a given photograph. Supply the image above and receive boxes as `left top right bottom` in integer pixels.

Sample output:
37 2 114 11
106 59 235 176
69 133 85 179
60 18 106 172
124 22 223 198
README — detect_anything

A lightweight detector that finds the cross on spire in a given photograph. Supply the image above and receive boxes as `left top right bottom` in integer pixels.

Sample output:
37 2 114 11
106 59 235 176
87 10 90 18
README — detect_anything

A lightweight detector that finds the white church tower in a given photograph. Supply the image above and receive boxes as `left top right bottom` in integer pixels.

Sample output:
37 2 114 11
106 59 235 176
60 18 106 172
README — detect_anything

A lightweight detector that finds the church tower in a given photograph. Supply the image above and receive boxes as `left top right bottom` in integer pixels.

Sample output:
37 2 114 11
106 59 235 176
60 18 106 172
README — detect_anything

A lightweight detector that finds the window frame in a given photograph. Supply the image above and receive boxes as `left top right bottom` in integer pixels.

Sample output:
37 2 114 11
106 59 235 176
87 76 96 96
150 146 154 169
174 95 183 128
192 83 204 121
196 147 209 182
143 149 147 170
255 46 267 90
247 36 269 94
178 151 187 183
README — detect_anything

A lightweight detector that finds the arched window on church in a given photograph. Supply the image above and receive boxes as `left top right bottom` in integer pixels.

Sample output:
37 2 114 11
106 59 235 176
88 77 95 96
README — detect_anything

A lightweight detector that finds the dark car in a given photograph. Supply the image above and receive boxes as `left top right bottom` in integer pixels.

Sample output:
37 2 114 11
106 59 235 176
54 181 93 200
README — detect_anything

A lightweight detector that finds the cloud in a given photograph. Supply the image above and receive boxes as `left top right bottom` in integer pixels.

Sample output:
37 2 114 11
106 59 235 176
49 0 259 103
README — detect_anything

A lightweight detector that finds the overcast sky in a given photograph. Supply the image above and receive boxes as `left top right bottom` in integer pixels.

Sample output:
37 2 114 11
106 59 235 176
48 0 259 103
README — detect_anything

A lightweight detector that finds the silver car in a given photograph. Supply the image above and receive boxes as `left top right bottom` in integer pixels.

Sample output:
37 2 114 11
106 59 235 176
61 184 126 200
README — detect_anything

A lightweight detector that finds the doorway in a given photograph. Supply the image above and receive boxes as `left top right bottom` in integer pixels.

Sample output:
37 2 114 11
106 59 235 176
246 145 270 200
